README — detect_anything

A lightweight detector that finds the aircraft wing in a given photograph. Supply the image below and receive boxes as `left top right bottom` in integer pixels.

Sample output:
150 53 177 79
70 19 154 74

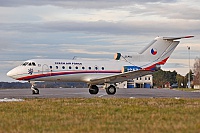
90 70 152 85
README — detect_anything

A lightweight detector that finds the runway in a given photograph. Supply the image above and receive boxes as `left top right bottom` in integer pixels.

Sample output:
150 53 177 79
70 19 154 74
0 88 199 99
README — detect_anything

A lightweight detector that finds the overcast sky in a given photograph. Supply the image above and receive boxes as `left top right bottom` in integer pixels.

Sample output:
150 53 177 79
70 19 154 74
0 0 200 82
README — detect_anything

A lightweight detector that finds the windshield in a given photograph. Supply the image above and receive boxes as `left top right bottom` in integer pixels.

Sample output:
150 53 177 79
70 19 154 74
21 62 36 66
22 62 29 66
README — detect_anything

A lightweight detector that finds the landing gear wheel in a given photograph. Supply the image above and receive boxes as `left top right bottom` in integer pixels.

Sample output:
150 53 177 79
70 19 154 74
89 85 99 95
106 85 116 95
31 84 40 95
32 88 39 95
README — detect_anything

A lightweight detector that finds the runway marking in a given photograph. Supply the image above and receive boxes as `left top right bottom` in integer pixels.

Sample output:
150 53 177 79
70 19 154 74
98 94 107 97
0 98 24 102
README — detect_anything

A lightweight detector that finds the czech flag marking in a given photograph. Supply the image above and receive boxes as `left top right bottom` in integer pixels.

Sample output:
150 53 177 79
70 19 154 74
151 48 157 55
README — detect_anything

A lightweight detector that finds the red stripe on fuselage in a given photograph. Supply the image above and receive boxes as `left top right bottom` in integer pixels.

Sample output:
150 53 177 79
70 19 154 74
144 57 169 70
16 70 121 80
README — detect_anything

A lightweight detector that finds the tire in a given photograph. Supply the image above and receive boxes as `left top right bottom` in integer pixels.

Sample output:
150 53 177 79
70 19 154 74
32 88 39 95
106 85 116 95
89 85 99 94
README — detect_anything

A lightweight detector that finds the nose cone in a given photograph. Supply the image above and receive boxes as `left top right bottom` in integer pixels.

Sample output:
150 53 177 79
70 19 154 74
7 69 16 79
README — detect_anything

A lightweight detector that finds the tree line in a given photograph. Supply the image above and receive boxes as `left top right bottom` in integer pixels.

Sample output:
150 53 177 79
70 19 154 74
193 57 200 85
0 82 87 89
153 57 200 88
152 69 193 88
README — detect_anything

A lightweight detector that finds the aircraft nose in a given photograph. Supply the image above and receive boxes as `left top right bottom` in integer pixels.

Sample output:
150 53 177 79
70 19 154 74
7 69 16 79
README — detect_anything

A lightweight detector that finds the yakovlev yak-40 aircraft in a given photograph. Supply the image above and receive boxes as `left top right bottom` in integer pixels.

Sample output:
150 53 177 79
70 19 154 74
7 36 194 95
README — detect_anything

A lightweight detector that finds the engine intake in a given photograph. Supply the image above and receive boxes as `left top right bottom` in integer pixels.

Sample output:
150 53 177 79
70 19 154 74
114 53 121 60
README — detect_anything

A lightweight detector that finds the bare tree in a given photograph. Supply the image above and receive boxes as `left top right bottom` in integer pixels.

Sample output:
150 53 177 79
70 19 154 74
193 57 200 85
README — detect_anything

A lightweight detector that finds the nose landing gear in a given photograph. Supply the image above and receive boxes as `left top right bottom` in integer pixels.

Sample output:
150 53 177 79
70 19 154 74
30 82 39 95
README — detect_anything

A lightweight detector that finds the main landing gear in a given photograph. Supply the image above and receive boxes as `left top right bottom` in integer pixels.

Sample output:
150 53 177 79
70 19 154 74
106 85 116 95
89 84 116 95
89 85 99 94
30 82 39 95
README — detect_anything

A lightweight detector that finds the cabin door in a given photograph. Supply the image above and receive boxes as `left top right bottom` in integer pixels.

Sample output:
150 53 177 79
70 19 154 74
42 64 50 74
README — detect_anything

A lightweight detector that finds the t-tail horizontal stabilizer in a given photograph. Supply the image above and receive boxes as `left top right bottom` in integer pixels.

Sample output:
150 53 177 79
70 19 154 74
163 35 194 40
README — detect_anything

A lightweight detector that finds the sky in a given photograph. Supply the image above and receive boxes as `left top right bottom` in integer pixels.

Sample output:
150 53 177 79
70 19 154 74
0 0 200 82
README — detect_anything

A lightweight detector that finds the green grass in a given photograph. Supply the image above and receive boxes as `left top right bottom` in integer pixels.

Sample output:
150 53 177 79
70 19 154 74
0 98 200 133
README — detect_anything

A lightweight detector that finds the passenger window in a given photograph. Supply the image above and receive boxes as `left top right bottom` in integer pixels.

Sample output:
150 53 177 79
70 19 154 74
50 66 53 69
102 67 105 70
56 66 58 69
75 66 78 69
69 66 72 69
95 66 98 70
88 67 91 70
82 67 85 70
62 66 65 69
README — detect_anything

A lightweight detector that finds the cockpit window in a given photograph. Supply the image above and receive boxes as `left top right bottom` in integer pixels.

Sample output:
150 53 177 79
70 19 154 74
32 62 36 66
21 62 36 66
22 62 29 66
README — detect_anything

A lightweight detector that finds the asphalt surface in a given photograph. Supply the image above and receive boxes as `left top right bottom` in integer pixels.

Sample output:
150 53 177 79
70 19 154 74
0 88 199 99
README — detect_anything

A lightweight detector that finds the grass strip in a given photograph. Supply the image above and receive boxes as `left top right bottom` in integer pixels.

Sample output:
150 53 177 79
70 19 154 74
0 98 200 133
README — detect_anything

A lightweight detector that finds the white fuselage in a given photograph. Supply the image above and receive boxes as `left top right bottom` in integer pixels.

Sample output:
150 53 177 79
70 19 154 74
7 59 141 83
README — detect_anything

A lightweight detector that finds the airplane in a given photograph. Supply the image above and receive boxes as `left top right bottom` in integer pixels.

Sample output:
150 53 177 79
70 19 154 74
7 35 194 95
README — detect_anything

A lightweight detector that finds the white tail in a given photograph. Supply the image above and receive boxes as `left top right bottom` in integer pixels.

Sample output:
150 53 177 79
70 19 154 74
138 36 179 63
114 36 194 70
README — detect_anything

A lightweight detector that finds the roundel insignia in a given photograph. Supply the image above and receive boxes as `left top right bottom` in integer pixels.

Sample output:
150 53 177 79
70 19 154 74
151 48 157 55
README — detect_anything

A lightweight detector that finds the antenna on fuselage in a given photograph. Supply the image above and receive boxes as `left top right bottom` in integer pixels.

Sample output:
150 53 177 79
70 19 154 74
72 56 77 60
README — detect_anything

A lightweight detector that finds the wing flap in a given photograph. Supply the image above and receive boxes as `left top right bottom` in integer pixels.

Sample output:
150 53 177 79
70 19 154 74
90 70 152 85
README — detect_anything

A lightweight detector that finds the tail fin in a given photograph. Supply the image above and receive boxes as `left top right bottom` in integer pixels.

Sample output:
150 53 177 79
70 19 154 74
138 36 178 63
139 36 194 69
115 36 194 70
